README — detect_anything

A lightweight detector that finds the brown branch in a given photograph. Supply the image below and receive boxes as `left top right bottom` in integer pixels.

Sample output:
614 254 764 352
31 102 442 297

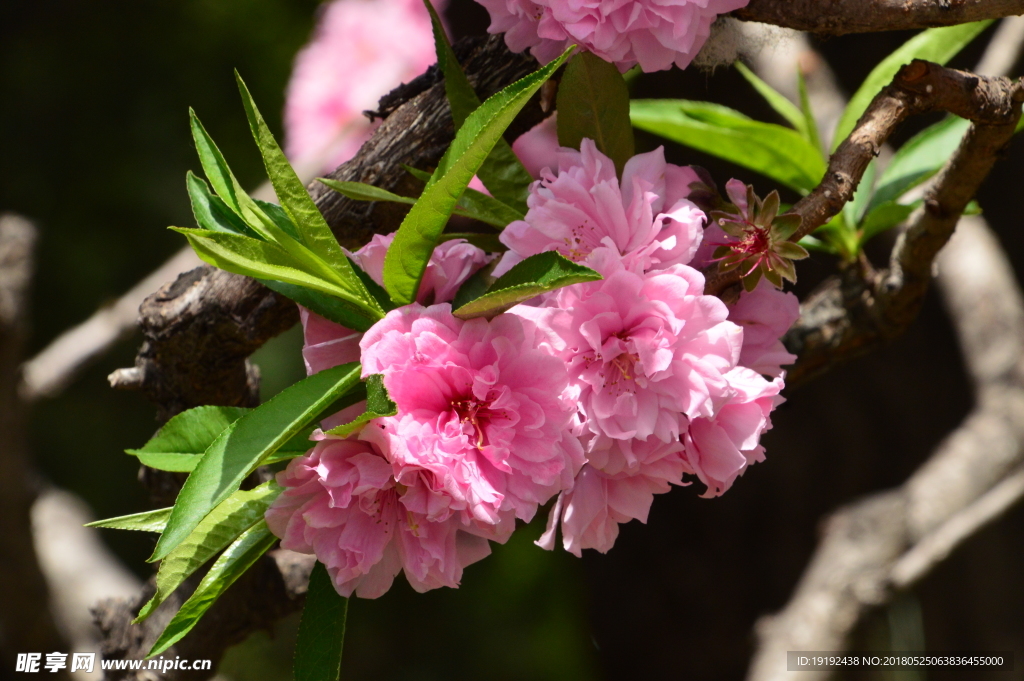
746 216 1024 681
703 60 1024 299
734 0 1024 36
784 67 1023 385
0 214 71 678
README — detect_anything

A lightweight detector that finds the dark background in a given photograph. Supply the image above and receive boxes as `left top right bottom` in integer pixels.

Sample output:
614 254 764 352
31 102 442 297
1 1 1021 679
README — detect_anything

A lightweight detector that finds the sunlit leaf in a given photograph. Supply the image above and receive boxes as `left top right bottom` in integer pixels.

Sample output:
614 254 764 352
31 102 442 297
86 508 172 533
383 48 573 306
151 363 362 562
325 374 397 437
871 116 971 210
734 61 807 136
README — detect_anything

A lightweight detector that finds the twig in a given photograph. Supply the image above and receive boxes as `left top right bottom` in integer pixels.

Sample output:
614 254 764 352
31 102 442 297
734 0 1024 36
704 60 1024 298
745 216 1024 681
0 214 71 677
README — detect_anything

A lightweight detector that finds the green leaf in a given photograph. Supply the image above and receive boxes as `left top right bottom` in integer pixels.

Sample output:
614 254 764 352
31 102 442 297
734 61 807 136
147 520 277 657
151 363 362 562
175 228 381 323
254 199 304 242
451 259 497 309
86 508 172 533
317 178 523 230
557 51 635 176
190 110 284 242
325 374 397 437
630 99 826 193
259 280 383 333
798 234 836 254
383 48 573 306
423 0 532 211
125 406 247 471
871 115 971 210
236 74 351 273
127 407 314 473
439 232 506 253
452 251 601 319
455 187 525 229
187 173 260 239
137 481 282 622
833 21 991 151
858 200 919 246
294 562 348 681
797 68 824 155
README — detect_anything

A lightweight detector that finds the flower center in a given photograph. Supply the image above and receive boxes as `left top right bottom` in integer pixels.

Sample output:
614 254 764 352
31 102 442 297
452 398 487 449
561 220 600 262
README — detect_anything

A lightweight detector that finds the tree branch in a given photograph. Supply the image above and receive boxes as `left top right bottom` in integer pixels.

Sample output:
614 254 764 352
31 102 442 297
734 0 1024 36
0 214 71 678
746 216 1024 681
704 60 1024 299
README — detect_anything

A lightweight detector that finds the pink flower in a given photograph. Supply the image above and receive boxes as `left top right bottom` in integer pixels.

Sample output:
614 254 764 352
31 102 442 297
729 278 799 377
495 140 704 277
352 234 492 306
512 114 560 178
476 0 749 73
284 0 447 173
359 303 585 525
298 235 491 377
266 436 494 598
537 449 684 555
516 264 743 442
681 367 783 497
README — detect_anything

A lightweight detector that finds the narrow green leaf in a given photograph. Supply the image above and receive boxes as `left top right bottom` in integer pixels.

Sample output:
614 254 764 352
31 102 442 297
235 74 354 275
451 259 497 309
259 280 383 333
189 110 284 242
294 562 348 681
439 232 506 253
833 21 991 151
871 115 971 210
452 251 601 319
383 48 573 306
187 173 260 239
325 374 397 437
630 99 826 193
797 69 824 156
254 199 304 242
734 61 807 136
423 0 532 210
318 178 523 230
86 508 172 533
858 200 919 246
798 234 836 254
125 406 247 470
147 520 277 657
175 228 378 316
151 363 363 562
557 51 635 175
137 482 281 622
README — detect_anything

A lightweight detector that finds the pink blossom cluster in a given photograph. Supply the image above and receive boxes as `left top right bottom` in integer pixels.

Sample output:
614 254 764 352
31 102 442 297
267 139 798 598
284 0 446 173
476 0 749 73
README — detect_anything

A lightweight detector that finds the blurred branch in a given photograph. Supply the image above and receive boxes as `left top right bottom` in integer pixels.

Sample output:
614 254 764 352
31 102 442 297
747 27 1024 679
704 61 1024 298
0 214 71 677
746 216 1024 681
97 34 548 680
734 0 1024 35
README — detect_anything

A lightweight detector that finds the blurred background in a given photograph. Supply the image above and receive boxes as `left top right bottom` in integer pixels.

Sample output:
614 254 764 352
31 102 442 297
1 1 1022 679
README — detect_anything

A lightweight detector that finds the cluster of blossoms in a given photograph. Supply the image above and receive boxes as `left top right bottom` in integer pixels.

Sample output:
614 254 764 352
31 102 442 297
266 137 798 597
477 0 749 72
